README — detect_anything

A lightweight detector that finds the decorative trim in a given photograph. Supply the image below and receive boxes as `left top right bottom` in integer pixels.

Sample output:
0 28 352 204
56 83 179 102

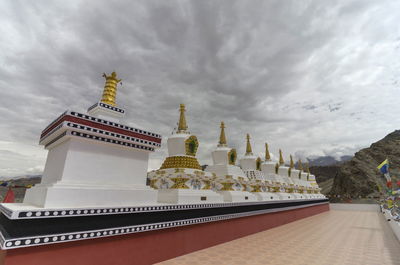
160 156 202 170
42 111 68 134
65 122 160 147
87 102 125 114
1 198 327 220
70 131 155 151
185 135 199 156
44 132 67 149
41 111 161 141
228 149 237 165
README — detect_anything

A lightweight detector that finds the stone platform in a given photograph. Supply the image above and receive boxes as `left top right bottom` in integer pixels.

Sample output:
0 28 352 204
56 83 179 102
159 204 400 265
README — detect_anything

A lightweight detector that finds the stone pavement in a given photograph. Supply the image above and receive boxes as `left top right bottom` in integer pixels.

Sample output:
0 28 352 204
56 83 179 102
157 209 400 265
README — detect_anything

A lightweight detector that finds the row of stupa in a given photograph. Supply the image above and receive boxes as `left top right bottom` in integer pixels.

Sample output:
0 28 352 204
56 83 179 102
148 103 324 203
20 72 323 209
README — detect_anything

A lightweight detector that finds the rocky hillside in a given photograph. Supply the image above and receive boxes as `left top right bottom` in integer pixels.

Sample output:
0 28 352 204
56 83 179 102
330 130 400 198
310 165 340 195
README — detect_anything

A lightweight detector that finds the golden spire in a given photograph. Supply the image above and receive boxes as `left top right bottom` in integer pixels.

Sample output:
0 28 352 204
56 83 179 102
265 143 271 161
298 159 303 171
279 149 284 165
177 104 188 133
101 72 121 106
289 155 294 169
218 122 227 146
306 162 311 174
245 134 253 155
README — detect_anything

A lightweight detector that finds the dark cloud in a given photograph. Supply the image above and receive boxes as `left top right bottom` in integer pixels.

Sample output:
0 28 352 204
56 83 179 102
1 0 400 176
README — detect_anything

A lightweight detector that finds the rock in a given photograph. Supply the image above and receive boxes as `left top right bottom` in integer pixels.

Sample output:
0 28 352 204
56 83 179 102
330 130 400 198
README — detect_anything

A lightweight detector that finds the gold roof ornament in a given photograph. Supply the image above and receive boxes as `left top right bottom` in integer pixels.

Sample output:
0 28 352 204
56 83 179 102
245 134 253 155
279 149 285 165
177 104 188 133
218 121 227 147
256 157 262 170
101 72 121 106
305 162 311 179
265 143 271 161
289 155 294 169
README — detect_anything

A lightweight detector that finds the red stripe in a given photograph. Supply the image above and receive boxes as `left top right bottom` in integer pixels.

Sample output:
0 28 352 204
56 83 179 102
41 115 161 143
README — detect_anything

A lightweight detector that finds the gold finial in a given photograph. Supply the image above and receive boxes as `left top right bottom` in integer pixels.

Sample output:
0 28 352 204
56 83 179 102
177 104 188 133
265 143 271 161
279 149 284 165
298 159 303 178
290 155 294 169
246 134 253 155
218 122 227 146
256 157 262 170
101 72 121 106
306 162 311 174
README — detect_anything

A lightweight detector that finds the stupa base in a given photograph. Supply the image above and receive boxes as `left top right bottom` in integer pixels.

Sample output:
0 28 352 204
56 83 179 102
0 202 329 265
23 184 158 208
217 191 258 202
157 189 223 204
253 192 280 201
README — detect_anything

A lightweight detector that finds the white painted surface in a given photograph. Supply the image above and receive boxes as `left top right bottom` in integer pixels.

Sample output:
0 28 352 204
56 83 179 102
253 192 280 201
87 104 124 122
167 133 189 156
217 191 258 202
211 146 230 165
157 189 223 204
240 155 257 171
205 164 246 180
24 131 156 207
300 172 308 181
261 161 276 175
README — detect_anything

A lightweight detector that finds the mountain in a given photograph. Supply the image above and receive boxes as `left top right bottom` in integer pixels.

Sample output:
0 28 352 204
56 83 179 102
306 155 352 167
330 130 400 198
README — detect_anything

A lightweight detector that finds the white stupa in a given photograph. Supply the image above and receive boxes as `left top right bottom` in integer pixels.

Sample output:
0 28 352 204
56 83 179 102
205 122 257 202
261 143 291 200
148 104 223 204
23 72 162 208
239 135 279 201
288 155 307 199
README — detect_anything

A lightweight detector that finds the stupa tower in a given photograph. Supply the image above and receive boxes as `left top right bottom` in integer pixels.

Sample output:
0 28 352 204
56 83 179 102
151 104 223 204
277 150 294 185
261 143 275 175
289 154 301 182
24 72 162 207
159 104 201 170
240 134 257 171
205 122 243 178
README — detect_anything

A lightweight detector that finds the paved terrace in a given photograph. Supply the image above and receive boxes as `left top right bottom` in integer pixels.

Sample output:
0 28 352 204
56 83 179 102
158 204 400 265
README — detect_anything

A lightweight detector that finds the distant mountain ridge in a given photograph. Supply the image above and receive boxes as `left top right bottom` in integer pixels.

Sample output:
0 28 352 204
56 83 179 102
306 155 352 167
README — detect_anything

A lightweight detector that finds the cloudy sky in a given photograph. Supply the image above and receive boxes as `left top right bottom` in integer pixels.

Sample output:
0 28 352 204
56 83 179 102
1 0 400 177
